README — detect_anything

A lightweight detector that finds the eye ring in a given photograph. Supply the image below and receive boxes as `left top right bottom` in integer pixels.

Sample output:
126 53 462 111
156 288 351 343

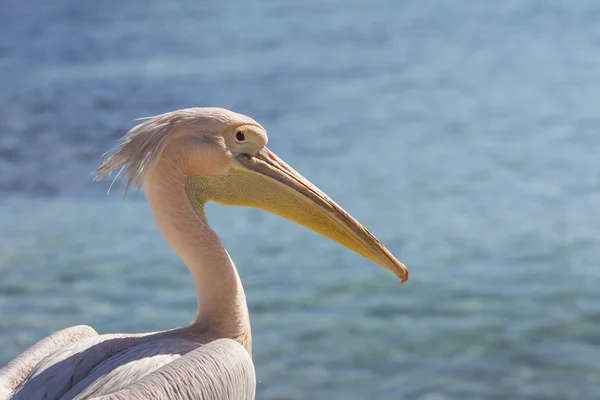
235 131 246 142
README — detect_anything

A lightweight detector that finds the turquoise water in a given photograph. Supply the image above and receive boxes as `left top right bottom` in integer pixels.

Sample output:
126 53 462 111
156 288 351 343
1 1 600 398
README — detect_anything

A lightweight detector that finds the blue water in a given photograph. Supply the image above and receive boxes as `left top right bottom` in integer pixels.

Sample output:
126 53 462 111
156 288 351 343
1 1 600 398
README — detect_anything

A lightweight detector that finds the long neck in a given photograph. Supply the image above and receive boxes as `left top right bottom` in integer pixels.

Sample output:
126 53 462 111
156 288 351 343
144 156 251 353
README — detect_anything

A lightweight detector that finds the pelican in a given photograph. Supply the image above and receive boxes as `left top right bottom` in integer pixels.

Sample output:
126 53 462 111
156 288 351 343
0 108 408 400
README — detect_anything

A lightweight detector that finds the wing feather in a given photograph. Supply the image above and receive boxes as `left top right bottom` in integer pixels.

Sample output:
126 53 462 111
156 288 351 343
94 339 255 400
0 325 97 399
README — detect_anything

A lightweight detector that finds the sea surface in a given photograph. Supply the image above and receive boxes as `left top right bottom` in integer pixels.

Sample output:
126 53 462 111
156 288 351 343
1 1 600 399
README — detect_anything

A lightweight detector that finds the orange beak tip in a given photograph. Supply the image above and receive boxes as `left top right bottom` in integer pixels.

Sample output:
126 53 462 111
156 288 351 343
400 267 409 284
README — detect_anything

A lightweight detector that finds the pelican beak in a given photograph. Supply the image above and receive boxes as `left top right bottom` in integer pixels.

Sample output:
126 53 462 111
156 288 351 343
235 147 408 283
188 147 408 283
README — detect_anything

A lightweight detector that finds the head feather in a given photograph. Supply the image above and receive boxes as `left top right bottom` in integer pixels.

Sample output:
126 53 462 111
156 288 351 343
94 107 258 196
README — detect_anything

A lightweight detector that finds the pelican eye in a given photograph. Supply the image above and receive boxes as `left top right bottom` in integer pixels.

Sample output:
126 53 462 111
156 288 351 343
235 131 246 142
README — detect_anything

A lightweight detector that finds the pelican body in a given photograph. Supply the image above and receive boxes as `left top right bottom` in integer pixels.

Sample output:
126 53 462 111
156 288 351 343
0 108 407 400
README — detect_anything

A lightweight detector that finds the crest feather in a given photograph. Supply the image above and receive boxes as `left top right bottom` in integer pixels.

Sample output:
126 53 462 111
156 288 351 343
94 112 184 195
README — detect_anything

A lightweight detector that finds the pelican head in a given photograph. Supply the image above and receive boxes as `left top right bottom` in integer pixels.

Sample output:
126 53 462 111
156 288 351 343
96 107 408 282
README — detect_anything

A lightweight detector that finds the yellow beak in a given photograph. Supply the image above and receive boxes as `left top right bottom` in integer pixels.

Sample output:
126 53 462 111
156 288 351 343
187 147 408 283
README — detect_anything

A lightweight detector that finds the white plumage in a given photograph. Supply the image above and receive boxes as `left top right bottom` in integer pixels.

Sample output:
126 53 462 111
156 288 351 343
1 108 407 399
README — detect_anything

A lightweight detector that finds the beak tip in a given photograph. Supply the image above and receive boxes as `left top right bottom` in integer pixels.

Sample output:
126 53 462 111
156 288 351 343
398 263 409 284
400 271 408 284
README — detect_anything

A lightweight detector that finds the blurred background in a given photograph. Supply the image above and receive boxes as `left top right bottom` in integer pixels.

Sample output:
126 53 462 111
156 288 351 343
0 0 599 399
